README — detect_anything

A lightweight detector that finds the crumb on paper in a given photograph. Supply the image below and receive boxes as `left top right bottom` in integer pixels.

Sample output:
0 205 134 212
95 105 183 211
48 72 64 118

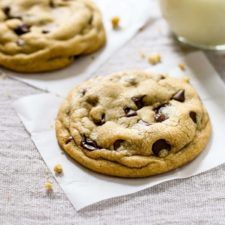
140 51 146 59
179 63 186 71
54 164 63 174
148 54 161 65
44 181 53 191
111 16 120 30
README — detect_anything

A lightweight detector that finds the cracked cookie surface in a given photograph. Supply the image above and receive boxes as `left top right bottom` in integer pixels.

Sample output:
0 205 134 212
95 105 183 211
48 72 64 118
0 0 106 73
56 71 211 177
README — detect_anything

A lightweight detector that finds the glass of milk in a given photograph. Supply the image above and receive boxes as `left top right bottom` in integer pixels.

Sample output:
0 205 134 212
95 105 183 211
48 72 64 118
160 0 225 50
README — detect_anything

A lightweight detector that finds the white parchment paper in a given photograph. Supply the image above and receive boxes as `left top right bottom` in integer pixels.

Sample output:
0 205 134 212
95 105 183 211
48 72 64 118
1 0 153 96
13 52 225 210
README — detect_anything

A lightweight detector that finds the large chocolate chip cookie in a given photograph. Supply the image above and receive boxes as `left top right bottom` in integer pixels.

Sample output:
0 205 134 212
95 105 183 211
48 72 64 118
56 71 211 177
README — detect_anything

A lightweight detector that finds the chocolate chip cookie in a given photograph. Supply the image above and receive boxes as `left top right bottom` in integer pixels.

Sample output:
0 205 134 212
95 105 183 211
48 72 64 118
56 71 211 177
0 0 106 73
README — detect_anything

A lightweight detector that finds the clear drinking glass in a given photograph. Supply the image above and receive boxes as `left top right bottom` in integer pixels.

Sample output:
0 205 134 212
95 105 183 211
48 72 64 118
159 0 225 50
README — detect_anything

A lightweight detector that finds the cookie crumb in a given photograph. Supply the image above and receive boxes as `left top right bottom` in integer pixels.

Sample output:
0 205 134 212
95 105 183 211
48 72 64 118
179 63 186 71
148 54 161 65
44 181 53 191
140 51 146 59
111 16 120 30
54 164 63 174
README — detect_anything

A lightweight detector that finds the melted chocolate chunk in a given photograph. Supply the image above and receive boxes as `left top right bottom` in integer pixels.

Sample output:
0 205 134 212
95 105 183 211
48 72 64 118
172 89 185 102
131 95 146 109
95 113 106 126
14 24 30 35
113 140 124 150
154 103 169 122
123 106 137 117
65 136 73 144
81 136 100 151
189 111 197 123
152 139 171 156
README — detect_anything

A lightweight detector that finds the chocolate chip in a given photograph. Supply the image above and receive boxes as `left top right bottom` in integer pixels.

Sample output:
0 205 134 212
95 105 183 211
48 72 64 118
81 136 100 151
14 24 30 35
95 113 106 126
123 106 137 117
3 6 10 16
172 89 185 102
113 140 124 150
189 111 197 123
154 103 169 122
152 139 171 156
65 136 73 144
131 95 146 109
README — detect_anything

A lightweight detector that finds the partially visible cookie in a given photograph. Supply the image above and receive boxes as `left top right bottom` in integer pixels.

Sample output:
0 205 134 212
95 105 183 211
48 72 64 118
0 0 106 73
56 71 211 178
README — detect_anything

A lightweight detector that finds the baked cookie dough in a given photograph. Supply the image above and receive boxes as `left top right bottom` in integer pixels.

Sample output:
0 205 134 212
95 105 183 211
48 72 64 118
0 0 106 73
56 71 211 178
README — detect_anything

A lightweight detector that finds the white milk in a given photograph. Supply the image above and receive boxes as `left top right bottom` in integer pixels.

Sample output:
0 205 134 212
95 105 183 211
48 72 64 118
160 0 225 49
